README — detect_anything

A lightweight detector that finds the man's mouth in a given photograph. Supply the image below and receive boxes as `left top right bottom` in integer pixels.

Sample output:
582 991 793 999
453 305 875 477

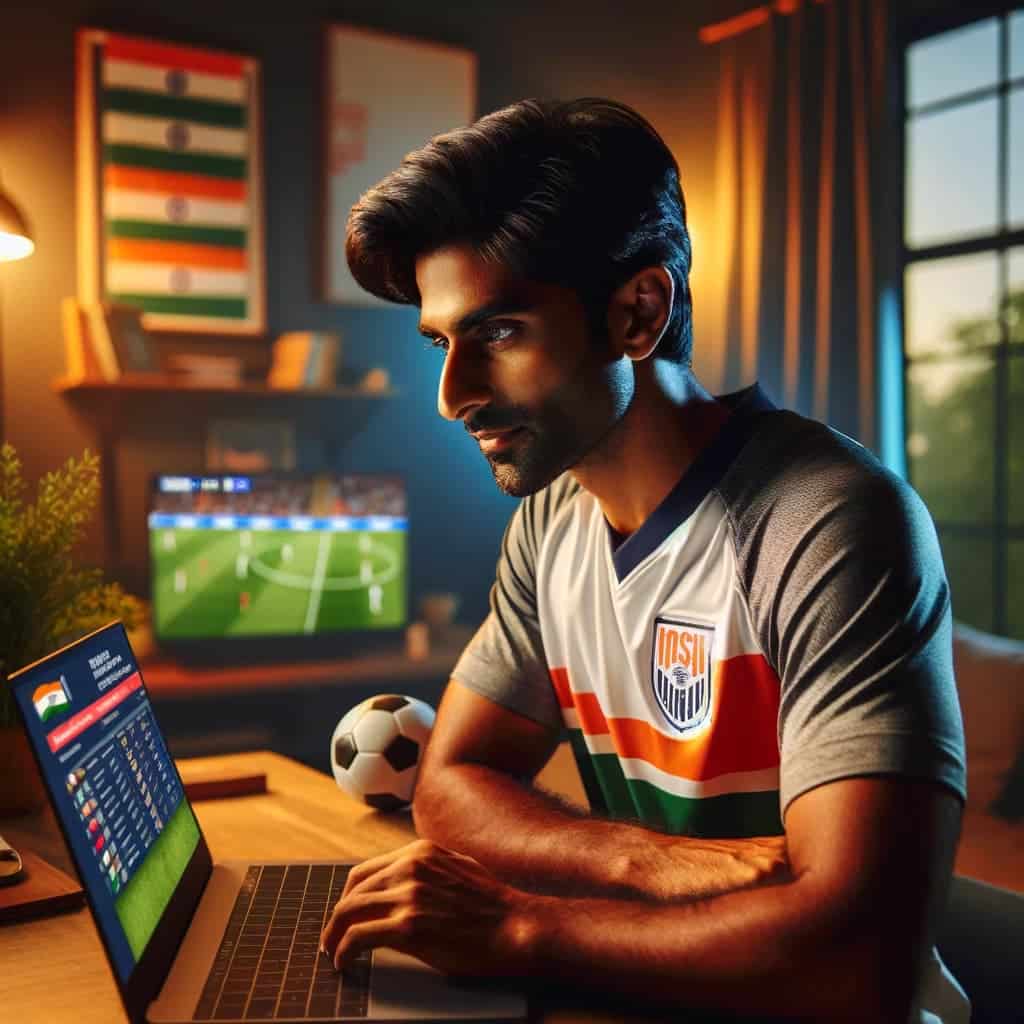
472 426 527 454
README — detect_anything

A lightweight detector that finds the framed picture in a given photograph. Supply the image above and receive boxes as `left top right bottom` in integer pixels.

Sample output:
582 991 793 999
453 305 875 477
322 24 476 305
76 28 266 334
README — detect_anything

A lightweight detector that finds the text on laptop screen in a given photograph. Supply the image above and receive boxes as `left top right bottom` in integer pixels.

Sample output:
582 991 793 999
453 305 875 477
9 624 201 982
149 473 408 639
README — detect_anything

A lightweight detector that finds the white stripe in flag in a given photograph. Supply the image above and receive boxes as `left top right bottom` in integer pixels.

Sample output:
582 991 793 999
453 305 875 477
108 262 248 297
103 58 246 103
103 112 247 157
105 189 248 228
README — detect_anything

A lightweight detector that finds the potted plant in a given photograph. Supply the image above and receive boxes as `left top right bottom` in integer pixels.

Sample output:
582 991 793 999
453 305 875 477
0 443 142 814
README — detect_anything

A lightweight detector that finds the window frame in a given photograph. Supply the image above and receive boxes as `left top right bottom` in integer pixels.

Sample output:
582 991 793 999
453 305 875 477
896 3 1024 639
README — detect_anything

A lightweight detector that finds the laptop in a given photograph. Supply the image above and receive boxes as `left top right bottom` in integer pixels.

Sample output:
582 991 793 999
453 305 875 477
7 620 528 1023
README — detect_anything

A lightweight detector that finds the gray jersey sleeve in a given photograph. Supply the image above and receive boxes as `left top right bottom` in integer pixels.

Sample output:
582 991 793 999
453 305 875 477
721 414 967 817
450 477 577 731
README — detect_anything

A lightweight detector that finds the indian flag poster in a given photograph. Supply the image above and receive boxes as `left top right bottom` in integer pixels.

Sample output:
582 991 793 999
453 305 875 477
33 678 72 723
76 29 265 334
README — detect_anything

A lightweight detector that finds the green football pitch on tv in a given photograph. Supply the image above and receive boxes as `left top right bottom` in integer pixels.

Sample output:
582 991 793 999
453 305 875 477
151 528 407 638
114 800 201 961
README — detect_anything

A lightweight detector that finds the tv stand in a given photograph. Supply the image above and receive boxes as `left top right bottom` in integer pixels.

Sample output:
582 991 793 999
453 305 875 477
140 627 472 773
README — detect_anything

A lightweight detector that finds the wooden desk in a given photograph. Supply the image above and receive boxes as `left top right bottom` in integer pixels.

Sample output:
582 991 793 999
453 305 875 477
0 750 681 1024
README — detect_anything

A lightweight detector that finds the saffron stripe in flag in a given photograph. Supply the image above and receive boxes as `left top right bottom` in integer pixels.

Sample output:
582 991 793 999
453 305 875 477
103 87 246 130
108 293 247 319
106 237 246 270
104 34 246 78
104 144 246 181
107 219 246 249
103 58 246 104
104 166 247 201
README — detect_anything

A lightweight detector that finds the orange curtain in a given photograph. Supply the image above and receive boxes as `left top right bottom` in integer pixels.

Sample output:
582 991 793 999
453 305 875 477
701 0 887 449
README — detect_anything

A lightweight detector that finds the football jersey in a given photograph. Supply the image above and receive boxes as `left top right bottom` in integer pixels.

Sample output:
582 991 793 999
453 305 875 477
454 383 966 838
452 382 969 1023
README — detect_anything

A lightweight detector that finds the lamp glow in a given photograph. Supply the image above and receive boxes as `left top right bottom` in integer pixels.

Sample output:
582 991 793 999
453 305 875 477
0 189 33 262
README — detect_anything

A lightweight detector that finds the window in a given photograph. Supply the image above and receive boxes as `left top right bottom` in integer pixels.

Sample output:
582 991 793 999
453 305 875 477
903 9 1024 640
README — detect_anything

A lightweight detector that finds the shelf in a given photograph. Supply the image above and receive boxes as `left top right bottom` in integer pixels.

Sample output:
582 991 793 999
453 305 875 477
52 374 396 401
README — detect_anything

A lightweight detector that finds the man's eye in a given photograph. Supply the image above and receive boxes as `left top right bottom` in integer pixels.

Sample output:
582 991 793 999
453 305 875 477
425 337 449 353
480 323 518 346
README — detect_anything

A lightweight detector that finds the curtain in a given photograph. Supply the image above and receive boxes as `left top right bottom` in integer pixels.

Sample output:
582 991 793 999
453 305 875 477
699 0 888 450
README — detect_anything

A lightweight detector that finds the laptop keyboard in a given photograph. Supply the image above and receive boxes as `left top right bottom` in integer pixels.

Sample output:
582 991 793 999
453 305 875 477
195 864 371 1020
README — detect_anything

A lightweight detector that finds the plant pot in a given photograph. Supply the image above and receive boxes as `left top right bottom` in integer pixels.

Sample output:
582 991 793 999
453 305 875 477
0 725 47 816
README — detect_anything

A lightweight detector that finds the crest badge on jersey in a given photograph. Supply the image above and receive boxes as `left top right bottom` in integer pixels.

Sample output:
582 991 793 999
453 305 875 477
651 618 714 734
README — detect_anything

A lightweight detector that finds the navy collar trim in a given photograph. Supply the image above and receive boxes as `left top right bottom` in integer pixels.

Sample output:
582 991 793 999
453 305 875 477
609 383 776 583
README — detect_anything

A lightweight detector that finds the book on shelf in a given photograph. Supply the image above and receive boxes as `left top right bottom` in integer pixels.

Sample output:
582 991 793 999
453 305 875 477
83 301 159 379
60 296 103 381
267 331 341 389
165 353 244 387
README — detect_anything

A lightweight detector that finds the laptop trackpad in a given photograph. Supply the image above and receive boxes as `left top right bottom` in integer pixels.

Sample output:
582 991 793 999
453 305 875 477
369 948 527 1020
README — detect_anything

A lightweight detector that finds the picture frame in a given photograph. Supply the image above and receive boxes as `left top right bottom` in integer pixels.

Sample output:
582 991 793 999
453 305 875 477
76 28 266 335
321 24 476 305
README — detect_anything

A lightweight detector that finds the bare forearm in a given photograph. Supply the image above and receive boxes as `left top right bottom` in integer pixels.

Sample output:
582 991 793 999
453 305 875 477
413 762 787 901
512 879 907 1023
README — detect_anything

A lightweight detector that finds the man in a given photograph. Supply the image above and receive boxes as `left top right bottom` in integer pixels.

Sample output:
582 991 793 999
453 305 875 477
320 98 968 1023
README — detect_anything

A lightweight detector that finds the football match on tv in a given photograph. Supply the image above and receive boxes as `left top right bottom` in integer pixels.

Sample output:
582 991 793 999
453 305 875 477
149 473 408 639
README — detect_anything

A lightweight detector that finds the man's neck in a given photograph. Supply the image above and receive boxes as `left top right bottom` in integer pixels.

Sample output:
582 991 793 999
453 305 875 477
570 364 731 537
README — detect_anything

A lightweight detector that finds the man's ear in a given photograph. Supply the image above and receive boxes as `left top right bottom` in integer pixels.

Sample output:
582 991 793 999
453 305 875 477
606 266 675 362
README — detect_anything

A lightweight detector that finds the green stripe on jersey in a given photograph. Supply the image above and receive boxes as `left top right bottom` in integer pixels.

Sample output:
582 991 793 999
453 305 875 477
104 144 245 180
578 747 783 838
108 293 247 318
103 88 246 129
107 219 246 248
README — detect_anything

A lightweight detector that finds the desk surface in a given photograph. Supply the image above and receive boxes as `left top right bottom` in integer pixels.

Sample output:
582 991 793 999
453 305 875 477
0 750 677 1024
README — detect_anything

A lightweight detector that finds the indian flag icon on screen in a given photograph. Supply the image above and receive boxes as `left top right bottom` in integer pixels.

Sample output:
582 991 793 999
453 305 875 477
33 677 72 723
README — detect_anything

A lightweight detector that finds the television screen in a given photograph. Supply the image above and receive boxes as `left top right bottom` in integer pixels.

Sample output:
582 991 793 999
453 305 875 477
149 473 407 639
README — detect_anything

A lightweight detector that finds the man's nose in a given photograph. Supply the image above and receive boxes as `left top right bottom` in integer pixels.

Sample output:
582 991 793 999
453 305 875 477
437 341 489 422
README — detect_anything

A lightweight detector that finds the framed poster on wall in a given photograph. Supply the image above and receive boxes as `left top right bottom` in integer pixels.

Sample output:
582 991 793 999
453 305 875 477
76 29 266 334
322 24 476 305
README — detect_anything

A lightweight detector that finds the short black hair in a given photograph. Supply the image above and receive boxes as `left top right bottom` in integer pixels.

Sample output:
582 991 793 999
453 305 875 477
345 97 693 363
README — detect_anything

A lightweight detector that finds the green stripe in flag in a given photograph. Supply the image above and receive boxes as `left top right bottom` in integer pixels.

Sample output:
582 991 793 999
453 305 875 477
102 88 246 129
584 752 784 838
107 219 246 248
108 293 247 319
104 144 245 180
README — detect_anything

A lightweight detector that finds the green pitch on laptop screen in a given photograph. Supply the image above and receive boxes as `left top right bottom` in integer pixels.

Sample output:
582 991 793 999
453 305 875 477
9 623 201 982
149 473 409 639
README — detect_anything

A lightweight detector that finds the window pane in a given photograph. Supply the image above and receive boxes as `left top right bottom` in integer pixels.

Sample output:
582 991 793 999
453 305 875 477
1010 355 1024 526
1012 10 1024 80
907 18 999 109
907 357 995 523
938 531 994 632
1011 88 1024 228
906 99 999 247
905 253 1000 356
1010 247 1024 345
1009 542 1024 642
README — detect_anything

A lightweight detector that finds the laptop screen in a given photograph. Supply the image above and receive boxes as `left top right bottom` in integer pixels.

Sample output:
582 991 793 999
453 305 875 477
8 622 202 983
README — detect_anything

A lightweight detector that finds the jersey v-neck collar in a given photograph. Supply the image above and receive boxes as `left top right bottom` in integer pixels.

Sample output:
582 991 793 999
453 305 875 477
607 383 776 583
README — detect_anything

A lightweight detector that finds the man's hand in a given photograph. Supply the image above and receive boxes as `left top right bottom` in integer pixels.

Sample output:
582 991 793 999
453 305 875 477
319 840 533 977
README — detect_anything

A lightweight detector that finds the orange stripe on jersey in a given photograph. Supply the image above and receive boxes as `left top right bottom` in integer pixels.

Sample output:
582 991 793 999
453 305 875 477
552 652 781 780
549 667 573 709
104 34 246 77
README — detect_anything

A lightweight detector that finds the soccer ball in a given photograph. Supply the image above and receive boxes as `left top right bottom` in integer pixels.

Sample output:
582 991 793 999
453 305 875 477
330 694 436 811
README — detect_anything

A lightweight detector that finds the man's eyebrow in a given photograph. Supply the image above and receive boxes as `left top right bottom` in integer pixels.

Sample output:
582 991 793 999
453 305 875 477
418 298 537 338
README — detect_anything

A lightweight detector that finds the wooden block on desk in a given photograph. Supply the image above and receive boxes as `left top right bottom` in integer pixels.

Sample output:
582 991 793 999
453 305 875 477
0 848 85 923
177 759 268 801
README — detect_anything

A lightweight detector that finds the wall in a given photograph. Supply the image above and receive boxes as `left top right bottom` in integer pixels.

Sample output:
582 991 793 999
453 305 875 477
0 0 752 635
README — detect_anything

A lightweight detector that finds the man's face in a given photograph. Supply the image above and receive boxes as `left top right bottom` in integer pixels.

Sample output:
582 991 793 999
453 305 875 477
416 244 631 497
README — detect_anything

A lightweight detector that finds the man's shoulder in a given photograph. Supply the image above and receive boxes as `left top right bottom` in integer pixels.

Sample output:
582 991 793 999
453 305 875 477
716 408 933 563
